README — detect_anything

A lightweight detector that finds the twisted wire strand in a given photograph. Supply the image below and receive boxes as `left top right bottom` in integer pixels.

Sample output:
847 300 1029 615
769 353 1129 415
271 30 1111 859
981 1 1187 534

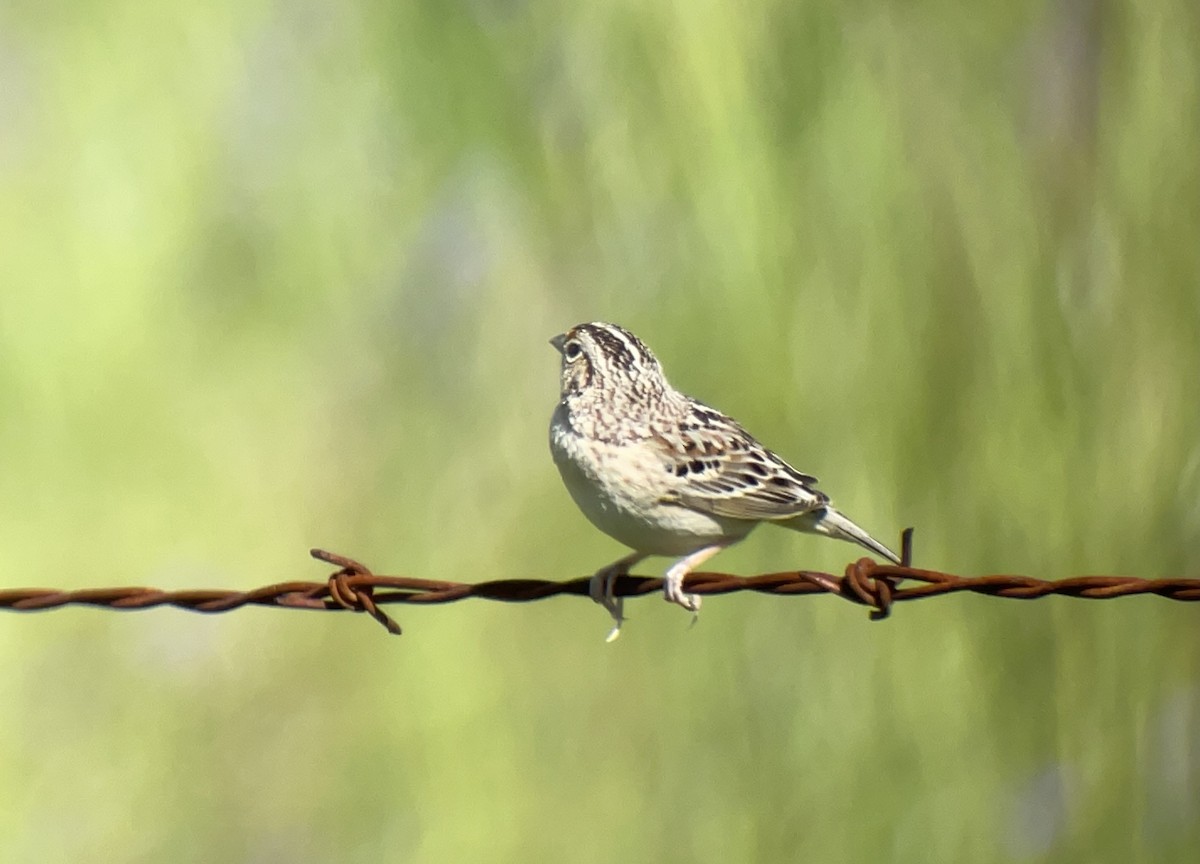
2 532 1199 635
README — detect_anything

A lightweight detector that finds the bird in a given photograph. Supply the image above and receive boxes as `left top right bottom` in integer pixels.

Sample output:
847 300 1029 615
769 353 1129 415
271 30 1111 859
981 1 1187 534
548 321 899 640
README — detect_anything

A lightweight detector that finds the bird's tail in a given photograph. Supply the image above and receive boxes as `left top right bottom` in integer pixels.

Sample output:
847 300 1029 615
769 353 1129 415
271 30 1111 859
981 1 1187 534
789 506 901 564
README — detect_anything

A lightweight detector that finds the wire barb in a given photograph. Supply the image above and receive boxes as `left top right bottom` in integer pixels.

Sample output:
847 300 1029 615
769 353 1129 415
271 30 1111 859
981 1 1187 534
312 549 403 636
2 530 1200 635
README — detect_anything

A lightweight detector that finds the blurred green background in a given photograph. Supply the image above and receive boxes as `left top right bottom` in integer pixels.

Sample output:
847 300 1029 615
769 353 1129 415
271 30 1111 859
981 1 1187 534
2 0 1199 860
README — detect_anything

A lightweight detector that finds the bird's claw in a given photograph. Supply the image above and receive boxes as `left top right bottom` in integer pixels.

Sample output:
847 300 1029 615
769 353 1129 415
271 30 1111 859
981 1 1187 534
663 577 701 624
589 559 633 642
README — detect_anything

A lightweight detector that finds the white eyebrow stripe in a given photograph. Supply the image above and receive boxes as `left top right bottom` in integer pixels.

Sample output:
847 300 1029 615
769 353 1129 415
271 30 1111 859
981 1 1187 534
586 322 656 372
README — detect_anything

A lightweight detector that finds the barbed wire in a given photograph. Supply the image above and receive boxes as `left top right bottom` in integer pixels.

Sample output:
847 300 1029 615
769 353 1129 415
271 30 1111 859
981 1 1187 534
2 531 1199 635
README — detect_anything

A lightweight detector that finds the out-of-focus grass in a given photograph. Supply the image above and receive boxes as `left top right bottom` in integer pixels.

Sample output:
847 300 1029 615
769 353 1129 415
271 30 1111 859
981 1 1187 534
1 0 1198 861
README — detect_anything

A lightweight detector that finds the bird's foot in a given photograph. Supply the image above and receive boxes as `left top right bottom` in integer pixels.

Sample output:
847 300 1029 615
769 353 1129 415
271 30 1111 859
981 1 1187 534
662 543 730 628
663 565 701 623
589 553 644 642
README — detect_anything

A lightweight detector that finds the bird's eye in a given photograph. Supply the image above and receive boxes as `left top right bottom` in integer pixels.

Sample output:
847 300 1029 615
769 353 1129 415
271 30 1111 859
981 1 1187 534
564 340 583 360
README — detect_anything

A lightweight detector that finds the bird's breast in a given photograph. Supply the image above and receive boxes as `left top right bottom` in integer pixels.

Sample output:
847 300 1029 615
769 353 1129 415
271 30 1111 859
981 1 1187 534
549 405 752 555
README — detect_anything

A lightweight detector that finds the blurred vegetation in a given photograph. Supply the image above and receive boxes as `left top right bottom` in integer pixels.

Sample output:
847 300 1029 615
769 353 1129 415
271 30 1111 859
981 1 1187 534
1 0 1198 860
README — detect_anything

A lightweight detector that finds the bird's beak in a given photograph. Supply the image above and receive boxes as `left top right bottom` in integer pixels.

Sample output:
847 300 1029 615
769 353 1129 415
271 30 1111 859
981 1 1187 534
549 333 567 353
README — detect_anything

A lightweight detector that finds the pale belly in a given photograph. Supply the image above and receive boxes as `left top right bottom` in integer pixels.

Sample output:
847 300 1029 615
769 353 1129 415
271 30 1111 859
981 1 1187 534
549 415 754 556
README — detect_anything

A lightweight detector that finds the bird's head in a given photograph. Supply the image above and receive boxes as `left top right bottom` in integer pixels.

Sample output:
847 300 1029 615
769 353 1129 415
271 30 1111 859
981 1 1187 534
549 322 665 400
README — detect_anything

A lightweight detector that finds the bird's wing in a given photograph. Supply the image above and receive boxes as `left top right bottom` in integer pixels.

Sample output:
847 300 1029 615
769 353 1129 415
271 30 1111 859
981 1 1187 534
654 402 829 521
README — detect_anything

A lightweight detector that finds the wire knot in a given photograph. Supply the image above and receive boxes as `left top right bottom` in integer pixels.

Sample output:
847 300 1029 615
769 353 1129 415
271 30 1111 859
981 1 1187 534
312 549 403 635
844 557 897 621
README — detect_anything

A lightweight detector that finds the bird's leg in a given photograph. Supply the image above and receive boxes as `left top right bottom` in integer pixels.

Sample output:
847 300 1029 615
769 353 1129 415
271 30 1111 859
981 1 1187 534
589 552 647 642
663 543 729 621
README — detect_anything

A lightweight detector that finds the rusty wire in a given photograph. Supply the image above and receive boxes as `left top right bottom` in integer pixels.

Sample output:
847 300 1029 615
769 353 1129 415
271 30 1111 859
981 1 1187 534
2 531 1200 635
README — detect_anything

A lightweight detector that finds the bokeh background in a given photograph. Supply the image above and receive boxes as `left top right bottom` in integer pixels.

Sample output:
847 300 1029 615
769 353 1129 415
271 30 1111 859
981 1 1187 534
2 0 1199 860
